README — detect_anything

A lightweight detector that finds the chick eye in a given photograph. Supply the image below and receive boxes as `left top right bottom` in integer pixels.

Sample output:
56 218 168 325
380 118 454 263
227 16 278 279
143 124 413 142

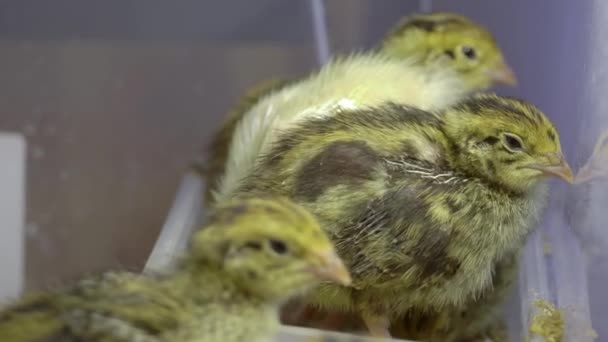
503 134 524 152
269 239 288 255
461 46 477 60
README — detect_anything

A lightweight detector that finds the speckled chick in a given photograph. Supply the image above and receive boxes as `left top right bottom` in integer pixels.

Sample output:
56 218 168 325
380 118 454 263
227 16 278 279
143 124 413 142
0 197 351 342
380 11 516 91
204 11 516 205
231 94 572 337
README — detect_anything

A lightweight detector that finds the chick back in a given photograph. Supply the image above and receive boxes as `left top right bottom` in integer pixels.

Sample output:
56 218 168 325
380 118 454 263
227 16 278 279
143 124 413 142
216 54 466 203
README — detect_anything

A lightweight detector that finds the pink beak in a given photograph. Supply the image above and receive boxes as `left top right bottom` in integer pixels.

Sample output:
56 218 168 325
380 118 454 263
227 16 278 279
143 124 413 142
487 61 518 86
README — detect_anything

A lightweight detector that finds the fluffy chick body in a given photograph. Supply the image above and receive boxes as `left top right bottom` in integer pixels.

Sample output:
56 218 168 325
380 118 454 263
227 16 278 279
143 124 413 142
0 272 275 342
392 252 518 341
203 78 294 205
214 54 467 203
231 95 570 336
205 11 515 205
283 254 516 341
0 198 350 342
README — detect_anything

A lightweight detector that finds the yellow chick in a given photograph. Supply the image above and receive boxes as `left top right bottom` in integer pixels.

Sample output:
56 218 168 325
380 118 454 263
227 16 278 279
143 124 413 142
204 11 516 205
0 197 351 342
231 94 571 338
381 12 516 90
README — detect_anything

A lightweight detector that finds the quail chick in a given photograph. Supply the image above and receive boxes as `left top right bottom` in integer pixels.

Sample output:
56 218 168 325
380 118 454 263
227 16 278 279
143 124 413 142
206 11 516 205
380 12 516 90
0 197 351 342
230 94 572 338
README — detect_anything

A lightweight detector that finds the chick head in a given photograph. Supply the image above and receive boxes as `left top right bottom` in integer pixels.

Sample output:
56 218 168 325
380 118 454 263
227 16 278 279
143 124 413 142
190 197 351 300
575 130 608 184
442 94 573 193
381 12 516 91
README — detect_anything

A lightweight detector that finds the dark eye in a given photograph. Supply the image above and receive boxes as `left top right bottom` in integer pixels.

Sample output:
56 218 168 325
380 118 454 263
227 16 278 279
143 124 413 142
503 134 524 151
461 46 477 59
269 239 288 255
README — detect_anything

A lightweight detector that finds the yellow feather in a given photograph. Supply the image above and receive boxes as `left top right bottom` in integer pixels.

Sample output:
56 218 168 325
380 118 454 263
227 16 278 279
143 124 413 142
215 54 466 202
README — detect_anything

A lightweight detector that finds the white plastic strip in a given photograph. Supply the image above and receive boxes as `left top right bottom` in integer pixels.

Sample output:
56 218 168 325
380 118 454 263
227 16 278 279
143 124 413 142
143 171 204 274
519 227 551 342
547 211 594 342
0 132 26 300
309 0 330 66
276 324 413 341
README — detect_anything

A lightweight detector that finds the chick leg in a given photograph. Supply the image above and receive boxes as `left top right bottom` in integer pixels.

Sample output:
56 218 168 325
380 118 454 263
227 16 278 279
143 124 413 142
362 314 391 338
295 306 351 331
317 311 350 331
281 300 313 325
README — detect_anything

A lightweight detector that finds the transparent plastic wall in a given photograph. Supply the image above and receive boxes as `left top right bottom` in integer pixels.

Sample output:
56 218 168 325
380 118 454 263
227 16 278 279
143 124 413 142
573 0 608 340
1 1 605 341
0 0 323 289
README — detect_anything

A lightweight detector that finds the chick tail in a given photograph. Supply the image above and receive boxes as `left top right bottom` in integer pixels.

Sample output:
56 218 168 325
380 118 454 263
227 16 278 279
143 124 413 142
205 78 294 205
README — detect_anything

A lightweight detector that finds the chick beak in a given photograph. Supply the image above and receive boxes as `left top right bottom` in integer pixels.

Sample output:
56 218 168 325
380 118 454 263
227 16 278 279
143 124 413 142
309 249 352 286
524 153 574 183
487 61 518 86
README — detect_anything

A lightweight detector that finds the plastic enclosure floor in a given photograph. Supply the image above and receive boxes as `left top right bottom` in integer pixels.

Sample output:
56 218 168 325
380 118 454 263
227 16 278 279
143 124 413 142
276 325 412 341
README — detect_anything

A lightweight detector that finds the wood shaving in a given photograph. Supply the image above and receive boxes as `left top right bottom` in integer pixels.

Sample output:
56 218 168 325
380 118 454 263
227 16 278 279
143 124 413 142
586 328 598 339
529 299 564 342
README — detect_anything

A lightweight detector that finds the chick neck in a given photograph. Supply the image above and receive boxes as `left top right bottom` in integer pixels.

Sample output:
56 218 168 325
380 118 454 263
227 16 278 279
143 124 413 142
168 257 270 309
377 44 480 98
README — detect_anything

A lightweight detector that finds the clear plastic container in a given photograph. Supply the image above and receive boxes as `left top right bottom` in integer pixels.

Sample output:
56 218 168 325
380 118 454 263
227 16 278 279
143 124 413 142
1 0 321 289
2 1 606 341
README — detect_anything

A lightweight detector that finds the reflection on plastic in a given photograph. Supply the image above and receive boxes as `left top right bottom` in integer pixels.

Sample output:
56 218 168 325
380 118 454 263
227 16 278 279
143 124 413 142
276 325 413 342
144 171 204 274
0 132 26 301
574 130 608 184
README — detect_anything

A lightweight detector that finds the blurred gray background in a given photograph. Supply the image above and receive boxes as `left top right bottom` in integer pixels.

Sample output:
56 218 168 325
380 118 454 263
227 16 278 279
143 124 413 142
0 0 428 290
0 0 603 339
